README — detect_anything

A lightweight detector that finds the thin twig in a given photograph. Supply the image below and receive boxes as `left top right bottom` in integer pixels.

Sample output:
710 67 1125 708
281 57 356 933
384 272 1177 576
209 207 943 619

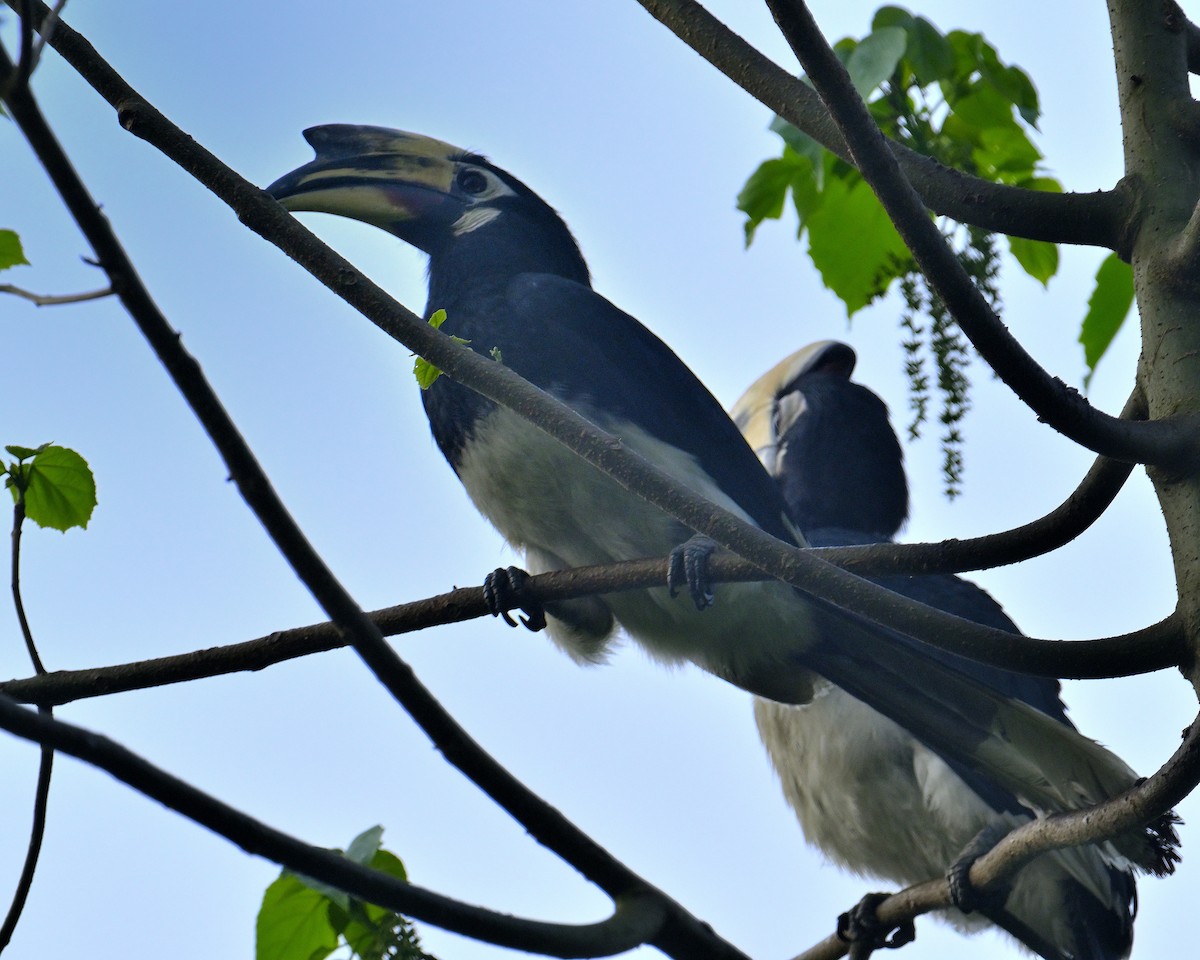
1 497 54 952
0 283 113 306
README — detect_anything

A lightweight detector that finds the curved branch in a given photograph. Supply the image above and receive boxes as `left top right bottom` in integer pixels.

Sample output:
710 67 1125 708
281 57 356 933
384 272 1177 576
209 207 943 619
0 695 685 959
0 34 748 960
632 0 1131 250
794 711 1200 960
759 0 1200 469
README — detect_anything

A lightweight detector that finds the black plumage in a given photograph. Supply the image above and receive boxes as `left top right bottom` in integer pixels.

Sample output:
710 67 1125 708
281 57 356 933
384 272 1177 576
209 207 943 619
733 341 1151 959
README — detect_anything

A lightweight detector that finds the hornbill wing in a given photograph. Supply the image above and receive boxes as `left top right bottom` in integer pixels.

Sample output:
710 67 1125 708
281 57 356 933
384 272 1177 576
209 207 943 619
487 271 799 544
805 525 1071 725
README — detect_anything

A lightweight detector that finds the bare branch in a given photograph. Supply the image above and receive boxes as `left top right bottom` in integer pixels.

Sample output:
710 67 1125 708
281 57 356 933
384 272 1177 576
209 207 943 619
0 283 113 305
0 550 1182 717
0 694 713 959
758 0 1200 469
632 0 1131 250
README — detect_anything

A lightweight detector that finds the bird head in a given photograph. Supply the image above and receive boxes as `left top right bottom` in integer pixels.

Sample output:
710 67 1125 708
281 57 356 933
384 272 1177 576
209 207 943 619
732 340 908 540
731 340 857 476
267 125 589 284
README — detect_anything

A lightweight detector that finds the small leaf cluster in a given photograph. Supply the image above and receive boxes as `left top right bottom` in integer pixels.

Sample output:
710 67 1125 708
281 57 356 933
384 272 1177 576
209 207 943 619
739 6 1059 303
3 443 96 531
256 827 436 960
413 309 471 390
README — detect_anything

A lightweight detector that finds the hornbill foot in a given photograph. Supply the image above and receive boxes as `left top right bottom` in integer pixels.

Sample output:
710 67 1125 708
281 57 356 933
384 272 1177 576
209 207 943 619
482 566 547 632
666 534 718 610
836 893 915 955
946 823 1010 914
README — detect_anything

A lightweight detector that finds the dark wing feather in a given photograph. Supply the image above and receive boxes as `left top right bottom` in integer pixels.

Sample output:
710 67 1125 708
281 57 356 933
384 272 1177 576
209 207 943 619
498 273 796 542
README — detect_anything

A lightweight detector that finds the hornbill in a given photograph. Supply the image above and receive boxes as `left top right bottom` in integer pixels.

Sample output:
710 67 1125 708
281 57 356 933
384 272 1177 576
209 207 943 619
267 127 1177 955
732 341 1169 959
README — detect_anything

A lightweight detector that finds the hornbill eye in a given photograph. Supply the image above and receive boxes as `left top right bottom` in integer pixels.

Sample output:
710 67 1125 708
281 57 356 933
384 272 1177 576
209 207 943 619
457 168 490 195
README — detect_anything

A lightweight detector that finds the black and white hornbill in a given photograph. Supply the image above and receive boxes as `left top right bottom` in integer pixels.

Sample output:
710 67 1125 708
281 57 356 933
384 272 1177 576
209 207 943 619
732 341 1171 959
267 126 1176 957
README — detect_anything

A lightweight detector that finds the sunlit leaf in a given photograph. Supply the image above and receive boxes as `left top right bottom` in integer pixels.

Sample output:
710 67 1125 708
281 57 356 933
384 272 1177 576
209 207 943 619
949 83 1019 132
256 873 338 960
0 229 30 271
345 826 385 867
7 445 97 531
1080 253 1135 388
807 176 909 315
413 309 469 389
1007 236 1058 286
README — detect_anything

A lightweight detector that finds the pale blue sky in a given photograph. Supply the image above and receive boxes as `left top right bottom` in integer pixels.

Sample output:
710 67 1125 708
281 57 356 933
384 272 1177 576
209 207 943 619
0 2 1193 959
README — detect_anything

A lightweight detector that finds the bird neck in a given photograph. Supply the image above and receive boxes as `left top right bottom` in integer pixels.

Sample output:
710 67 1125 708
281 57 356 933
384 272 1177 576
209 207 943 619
426 213 591 309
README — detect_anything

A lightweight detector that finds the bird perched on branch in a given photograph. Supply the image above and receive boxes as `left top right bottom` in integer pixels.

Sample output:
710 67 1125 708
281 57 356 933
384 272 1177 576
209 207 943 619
268 127 1176 957
732 341 1170 959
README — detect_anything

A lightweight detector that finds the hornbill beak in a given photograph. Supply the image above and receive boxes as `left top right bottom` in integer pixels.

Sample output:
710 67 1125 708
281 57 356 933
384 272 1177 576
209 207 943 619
730 340 856 475
266 125 470 247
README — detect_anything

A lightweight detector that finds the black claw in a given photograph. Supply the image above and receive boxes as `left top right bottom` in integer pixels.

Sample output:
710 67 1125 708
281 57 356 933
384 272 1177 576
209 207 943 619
666 535 718 610
946 823 1009 915
836 892 916 955
482 566 547 632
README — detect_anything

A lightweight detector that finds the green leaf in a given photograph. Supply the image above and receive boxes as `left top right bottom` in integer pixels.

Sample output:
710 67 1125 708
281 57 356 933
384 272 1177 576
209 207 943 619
871 6 913 32
345 826 385 867
737 149 820 245
1007 236 1058 286
7 445 97 531
737 157 794 244
903 16 956 84
1080 253 1135 388
412 310 469 390
369 848 409 883
973 125 1040 179
0 229 30 272
256 873 339 960
948 83 1020 132
1016 175 1063 194
844 27 907 97
977 43 1040 125
767 115 825 169
807 176 910 315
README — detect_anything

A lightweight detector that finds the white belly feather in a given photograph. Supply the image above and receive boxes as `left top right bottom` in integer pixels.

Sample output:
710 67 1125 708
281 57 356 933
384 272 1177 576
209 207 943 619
454 404 816 694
